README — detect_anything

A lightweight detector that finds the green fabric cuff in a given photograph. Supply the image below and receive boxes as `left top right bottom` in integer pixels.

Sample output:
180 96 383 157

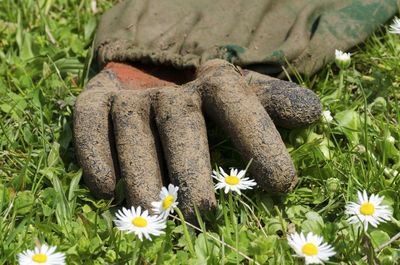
95 0 399 76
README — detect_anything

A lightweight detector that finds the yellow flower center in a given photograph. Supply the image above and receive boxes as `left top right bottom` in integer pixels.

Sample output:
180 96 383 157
225 176 239 185
162 195 174 210
132 217 147 227
302 243 318 256
32 254 47 263
360 203 375 215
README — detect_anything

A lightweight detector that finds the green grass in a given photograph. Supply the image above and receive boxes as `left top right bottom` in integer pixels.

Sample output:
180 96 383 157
0 1 399 264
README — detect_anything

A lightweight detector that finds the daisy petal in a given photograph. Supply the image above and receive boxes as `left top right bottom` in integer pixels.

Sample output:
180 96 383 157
287 232 335 264
211 166 257 195
345 190 392 231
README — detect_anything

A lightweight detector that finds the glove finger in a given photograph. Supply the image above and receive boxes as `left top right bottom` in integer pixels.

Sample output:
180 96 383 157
243 69 322 129
198 59 297 193
74 69 122 199
111 90 164 211
152 85 217 223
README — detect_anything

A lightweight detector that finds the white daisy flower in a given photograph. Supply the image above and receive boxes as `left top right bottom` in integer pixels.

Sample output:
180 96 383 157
114 206 166 241
287 232 336 265
335 49 350 62
151 184 179 219
389 17 400 34
345 190 392 231
335 49 351 69
322 110 333 123
18 244 66 265
212 167 257 195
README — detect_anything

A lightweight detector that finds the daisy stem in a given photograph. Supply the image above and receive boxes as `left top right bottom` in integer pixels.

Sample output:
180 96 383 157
228 191 239 265
220 189 230 232
116 230 122 260
338 69 344 99
228 191 237 231
156 229 168 265
348 226 364 256
132 239 143 265
174 207 196 258
235 223 239 265
34 238 41 251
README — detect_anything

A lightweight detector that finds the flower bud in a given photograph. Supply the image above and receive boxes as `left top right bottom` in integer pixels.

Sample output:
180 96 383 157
326 177 341 193
322 110 333 123
368 97 386 114
335 49 351 69
358 145 366 154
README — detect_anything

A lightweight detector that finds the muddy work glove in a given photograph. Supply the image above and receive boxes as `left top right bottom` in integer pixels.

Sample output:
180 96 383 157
74 59 321 222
